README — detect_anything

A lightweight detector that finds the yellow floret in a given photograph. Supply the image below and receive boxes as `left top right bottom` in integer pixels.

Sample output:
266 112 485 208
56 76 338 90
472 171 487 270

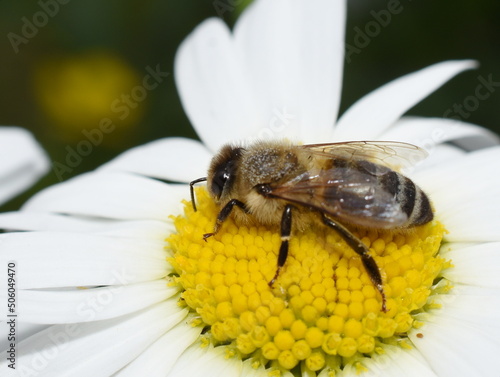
306 351 326 371
290 320 308 340
275 330 296 351
292 339 312 360
305 327 324 348
265 316 283 336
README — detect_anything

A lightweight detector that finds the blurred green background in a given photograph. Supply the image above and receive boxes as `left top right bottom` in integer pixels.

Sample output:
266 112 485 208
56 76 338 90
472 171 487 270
1 0 499 210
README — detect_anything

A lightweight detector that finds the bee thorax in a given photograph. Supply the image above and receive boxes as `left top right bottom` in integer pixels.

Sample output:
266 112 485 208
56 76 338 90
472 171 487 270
242 145 303 187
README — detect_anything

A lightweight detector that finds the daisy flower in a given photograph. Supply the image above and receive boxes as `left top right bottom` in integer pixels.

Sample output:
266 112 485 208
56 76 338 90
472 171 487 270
1 1 499 376
0 127 49 206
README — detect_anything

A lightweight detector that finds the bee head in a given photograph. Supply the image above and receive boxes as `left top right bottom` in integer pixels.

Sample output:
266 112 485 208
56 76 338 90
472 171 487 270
207 145 243 202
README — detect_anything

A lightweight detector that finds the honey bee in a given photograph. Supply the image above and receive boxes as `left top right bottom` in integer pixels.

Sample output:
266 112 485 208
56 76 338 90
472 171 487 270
190 140 433 312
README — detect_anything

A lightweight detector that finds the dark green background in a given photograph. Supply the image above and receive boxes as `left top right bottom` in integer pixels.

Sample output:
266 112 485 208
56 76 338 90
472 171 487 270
1 0 499 210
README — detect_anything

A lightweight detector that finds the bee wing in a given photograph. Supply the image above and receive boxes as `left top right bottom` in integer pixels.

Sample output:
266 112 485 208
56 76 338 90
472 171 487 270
269 168 408 228
300 141 428 172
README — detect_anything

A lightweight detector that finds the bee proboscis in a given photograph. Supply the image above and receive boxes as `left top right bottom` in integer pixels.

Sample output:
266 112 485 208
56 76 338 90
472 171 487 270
190 140 433 312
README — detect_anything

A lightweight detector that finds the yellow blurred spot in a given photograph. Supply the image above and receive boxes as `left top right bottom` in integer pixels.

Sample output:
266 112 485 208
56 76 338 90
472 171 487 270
34 51 143 146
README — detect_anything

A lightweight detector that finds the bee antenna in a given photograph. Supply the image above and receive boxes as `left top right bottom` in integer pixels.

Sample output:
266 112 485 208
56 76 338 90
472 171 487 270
189 177 207 212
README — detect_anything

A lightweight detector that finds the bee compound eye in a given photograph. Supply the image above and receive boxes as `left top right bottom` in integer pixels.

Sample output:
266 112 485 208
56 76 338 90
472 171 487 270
208 146 242 199
211 170 230 198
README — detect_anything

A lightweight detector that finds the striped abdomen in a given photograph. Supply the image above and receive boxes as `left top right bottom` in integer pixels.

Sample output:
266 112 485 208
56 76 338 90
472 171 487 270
379 169 433 227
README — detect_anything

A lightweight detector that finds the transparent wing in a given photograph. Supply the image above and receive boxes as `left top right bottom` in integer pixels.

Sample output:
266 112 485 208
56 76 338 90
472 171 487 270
300 141 428 172
269 168 408 228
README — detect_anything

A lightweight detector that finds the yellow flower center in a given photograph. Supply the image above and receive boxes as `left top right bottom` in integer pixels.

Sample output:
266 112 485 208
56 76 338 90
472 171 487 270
168 188 449 374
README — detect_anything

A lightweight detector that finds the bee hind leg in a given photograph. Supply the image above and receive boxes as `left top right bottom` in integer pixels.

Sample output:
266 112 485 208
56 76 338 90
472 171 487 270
269 204 294 287
321 215 387 313
203 199 247 241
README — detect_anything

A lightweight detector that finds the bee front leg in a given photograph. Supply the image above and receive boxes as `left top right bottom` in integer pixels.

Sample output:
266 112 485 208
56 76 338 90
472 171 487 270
269 204 294 287
204 199 247 241
321 215 387 313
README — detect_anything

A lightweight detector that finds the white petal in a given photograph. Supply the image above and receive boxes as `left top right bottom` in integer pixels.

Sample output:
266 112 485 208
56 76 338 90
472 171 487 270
415 146 500 191
414 146 500 200
0 232 170 289
234 0 346 143
378 116 489 175
0 322 48 353
338 345 436 377
413 144 466 172
239 359 267 377
414 146 500 241
440 242 500 288
380 116 495 150
429 285 500 333
4 280 178 324
410 313 500 377
115 321 202 377
22 172 187 221
99 137 212 183
0 212 172 240
440 203 500 242
175 18 259 152
0 300 187 377
334 60 477 140
0 127 49 205
167 343 242 377
447 133 500 151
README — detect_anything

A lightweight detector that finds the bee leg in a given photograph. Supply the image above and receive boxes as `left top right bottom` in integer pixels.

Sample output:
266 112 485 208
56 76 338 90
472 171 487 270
321 215 387 313
189 177 207 212
203 199 247 241
269 204 294 288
